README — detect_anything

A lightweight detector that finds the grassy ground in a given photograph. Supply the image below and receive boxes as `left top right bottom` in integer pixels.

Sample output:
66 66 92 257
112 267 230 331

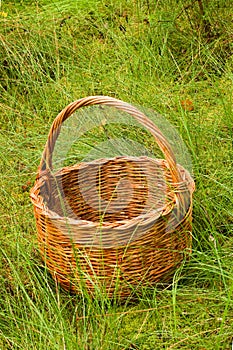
0 0 233 349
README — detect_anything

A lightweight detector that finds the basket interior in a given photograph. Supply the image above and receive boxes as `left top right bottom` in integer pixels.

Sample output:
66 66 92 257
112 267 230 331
41 156 173 224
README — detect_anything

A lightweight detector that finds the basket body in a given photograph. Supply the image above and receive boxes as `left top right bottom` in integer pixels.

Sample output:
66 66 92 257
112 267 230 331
30 96 194 298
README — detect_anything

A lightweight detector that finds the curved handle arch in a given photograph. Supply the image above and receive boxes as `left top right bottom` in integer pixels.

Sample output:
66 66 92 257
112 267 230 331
38 96 181 184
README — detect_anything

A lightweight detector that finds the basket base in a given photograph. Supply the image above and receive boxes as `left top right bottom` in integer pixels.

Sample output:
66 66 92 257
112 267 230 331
37 204 192 299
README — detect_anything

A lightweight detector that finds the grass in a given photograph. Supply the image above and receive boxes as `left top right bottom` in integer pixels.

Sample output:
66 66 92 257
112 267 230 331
0 0 233 349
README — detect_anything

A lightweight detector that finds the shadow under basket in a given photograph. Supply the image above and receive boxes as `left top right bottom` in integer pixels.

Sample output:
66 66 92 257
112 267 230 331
30 96 195 299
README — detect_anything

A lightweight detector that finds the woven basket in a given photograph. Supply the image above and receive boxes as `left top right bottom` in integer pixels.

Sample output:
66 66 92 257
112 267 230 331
30 96 195 298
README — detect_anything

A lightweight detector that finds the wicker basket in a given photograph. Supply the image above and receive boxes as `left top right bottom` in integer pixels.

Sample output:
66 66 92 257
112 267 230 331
30 96 195 298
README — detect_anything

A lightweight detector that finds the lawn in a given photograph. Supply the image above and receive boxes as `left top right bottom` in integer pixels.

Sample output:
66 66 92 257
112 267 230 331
0 0 233 349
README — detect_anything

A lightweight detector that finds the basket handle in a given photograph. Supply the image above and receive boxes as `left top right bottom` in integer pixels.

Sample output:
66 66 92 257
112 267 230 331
38 96 181 184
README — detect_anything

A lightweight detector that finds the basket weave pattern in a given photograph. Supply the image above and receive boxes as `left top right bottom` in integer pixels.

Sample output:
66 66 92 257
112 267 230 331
30 96 194 297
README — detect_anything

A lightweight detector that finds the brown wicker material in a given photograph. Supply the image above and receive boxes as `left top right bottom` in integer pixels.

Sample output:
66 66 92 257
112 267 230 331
30 96 195 298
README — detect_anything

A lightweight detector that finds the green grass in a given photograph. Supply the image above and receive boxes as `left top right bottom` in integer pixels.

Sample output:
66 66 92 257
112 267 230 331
0 0 233 349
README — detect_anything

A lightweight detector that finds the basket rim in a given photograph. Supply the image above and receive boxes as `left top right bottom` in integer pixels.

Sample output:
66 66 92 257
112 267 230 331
30 156 194 229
